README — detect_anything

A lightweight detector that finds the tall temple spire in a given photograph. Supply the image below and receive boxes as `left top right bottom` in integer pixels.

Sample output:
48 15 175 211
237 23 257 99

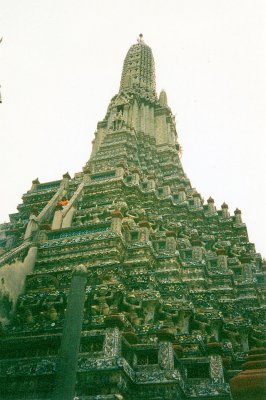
0 37 264 400
119 34 156 98
88 36 179 159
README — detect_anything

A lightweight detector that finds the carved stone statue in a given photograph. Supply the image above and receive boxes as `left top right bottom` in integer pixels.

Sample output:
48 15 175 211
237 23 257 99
91 286 115 316
123 293 142 326
142 299 157 324
112 111 125 131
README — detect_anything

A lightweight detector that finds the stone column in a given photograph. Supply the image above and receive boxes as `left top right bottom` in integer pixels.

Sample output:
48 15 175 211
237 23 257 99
166 231 176 252
150 106 155 137
210 320 221 342
53 265 87 400
145 104 150 135
147 176 155 190
103 327 121 357
217 249 228 271
178 310 192 334
163 185 171 196
111 211 123 234
155 113 168 145
193 192 202 208
138 220 150 242
178 187 187 202
192 239 204 262
132 100 139 131
157 332 175 370
221 202 230 218
234 208 243 224
123 104 129 126
242 263 253 281
131 168 140 185
140 103 145 133
239 328 250 352
207 197 216 214
209 354 224 384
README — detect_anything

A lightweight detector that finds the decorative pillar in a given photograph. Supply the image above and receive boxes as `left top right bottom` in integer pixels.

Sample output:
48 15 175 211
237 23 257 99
53 265 87 400
166 231 176 252
131 168 140 185
207 197 216 214
123 104 130 126
209 354 224 384
193 192 202 208
178 310 192 334
103 327 121 357
138 220 150 242
145 104 150 135
163 185 171 196
192 239 204 262
210 320 221 342
245 264 253 281
241 257 253 281
158 341 174 370
178 187 187 202
239 328 250 352
221 202 230 218
217 248 228 271
234 208 243 224
140 102 145 133
149 106 155 137
111 210 123 234
132 100 139 131
157 330 174 370
147 175 155 190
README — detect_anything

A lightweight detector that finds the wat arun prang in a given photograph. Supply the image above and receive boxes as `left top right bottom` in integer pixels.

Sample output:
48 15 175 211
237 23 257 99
0 35 265 400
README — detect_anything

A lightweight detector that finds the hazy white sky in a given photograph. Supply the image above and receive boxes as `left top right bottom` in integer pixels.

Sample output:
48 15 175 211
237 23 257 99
0 0 265 256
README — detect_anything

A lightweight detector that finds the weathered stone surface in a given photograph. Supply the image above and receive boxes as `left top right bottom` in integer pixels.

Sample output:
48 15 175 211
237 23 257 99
0 36 265 400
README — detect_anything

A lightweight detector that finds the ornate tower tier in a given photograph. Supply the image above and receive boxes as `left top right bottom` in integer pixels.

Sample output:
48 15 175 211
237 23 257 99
0 36 265 400
120 34 156 97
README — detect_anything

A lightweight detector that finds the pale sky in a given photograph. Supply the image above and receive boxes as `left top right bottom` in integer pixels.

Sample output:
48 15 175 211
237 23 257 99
0 0 265 256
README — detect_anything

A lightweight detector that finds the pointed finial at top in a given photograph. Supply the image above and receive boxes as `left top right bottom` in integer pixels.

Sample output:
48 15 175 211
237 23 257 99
137 33 144 43
120 35 156 95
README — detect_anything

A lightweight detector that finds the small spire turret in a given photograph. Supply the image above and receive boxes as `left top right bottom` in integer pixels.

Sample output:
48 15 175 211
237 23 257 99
159 89 168 106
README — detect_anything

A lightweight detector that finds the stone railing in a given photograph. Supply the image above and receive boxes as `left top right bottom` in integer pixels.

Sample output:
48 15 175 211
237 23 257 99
36 182 68 224
0 356 57 377
35 180 61 191
0 241 31 268
47 222 111 241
